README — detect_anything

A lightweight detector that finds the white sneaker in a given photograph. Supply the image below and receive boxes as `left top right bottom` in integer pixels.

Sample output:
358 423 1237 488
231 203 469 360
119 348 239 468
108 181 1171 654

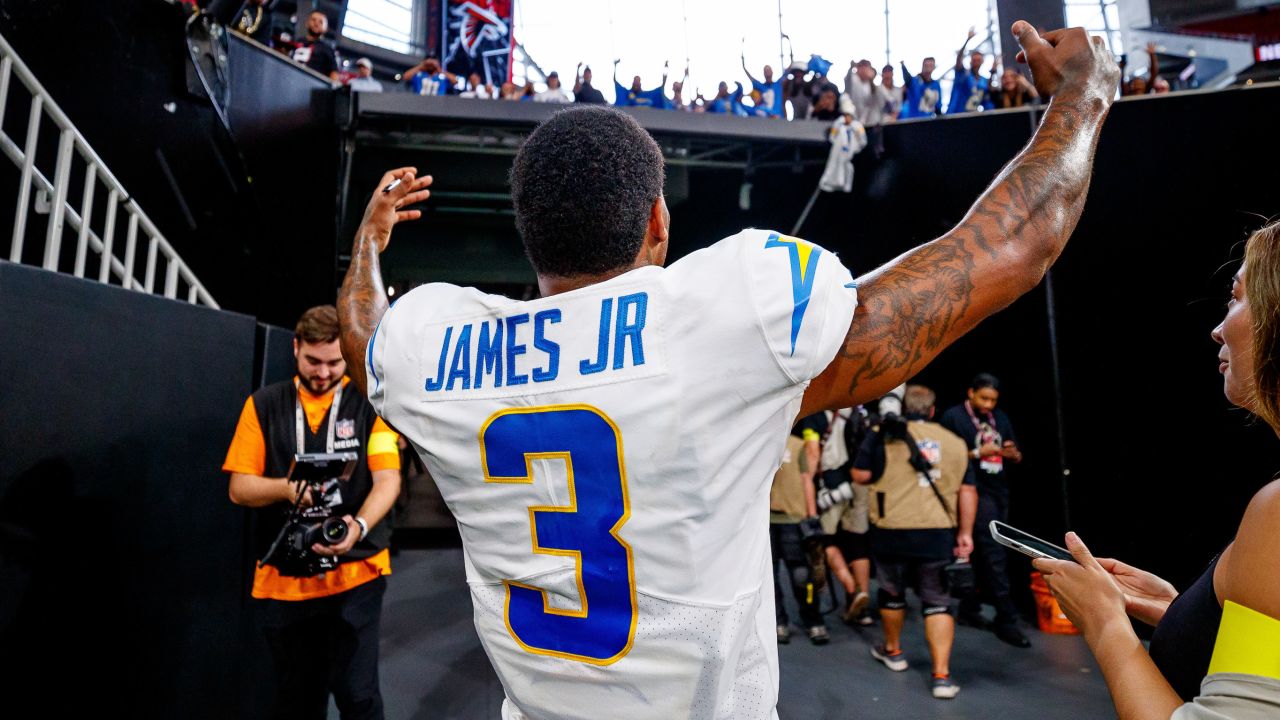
931 675 960 699
870 644 908 672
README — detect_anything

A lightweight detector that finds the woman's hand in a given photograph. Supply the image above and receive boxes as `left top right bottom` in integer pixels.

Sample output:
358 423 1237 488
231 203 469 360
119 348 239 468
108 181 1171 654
1033 533 1132 645
1095 557 1178 627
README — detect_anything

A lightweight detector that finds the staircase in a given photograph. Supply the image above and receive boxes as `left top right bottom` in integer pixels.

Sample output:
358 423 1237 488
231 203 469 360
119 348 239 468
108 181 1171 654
0 31 218 308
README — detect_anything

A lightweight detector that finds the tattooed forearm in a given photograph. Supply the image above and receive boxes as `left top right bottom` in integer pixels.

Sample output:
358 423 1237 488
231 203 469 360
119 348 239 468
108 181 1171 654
338 231 389 397
802 89 1110 414
838 240 978 392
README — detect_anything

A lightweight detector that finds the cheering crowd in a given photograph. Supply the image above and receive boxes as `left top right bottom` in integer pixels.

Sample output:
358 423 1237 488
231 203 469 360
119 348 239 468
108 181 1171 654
379 28 1043 124
257 11 1048 125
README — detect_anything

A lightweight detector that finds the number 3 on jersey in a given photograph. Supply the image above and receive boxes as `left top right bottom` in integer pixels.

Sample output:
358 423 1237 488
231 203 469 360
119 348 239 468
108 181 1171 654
479 405 638 665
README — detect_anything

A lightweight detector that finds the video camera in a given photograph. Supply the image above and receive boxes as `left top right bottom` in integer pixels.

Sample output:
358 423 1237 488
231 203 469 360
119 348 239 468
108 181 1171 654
260 452 358 577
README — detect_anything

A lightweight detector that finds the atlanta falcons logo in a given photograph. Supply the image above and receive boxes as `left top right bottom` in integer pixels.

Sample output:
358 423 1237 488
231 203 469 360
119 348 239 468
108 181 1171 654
449 1 509 56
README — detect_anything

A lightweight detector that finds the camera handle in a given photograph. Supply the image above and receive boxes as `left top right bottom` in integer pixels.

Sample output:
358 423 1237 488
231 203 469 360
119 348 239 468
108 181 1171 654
259 478 313 567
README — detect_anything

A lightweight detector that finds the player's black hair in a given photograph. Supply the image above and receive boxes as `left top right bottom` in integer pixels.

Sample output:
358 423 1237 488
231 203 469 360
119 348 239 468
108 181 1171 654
970 372 1001 392
510 106 665 278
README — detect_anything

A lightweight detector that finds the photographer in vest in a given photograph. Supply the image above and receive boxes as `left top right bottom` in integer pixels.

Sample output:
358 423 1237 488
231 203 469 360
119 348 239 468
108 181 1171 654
770 414 831 645
852 384 976 700
222 305 401 720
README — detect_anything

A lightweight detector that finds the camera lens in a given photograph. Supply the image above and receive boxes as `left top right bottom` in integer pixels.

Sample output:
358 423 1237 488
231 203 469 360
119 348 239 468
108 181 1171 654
321 516 349 545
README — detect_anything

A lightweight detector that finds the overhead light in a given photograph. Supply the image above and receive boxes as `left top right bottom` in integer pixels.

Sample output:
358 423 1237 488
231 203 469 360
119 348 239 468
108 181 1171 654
388 286 396 296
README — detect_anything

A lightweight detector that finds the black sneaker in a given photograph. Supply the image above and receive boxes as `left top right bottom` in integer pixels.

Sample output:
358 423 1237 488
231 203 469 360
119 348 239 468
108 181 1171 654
776 624 790 644
995 623 1031 648
957 610 992 630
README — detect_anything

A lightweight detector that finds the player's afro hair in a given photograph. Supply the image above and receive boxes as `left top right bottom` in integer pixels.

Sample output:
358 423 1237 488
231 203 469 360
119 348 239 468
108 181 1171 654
510 106 665 278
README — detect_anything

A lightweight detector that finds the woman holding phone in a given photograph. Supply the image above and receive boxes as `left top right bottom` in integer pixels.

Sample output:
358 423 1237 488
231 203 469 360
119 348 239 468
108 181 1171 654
1036 221 1280 719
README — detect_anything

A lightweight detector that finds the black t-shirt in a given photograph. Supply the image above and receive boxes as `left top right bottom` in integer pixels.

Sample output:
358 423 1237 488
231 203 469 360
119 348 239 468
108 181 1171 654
792 412 829 441
293 37 338 78
575 82 605 104
939 403 1017 496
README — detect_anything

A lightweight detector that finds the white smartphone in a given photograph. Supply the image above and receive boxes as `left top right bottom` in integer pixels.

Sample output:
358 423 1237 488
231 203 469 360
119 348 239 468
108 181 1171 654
989 520 1076 563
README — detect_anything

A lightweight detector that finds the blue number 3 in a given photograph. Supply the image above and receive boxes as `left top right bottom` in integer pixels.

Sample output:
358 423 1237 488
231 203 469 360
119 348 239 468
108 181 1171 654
479 405 638 665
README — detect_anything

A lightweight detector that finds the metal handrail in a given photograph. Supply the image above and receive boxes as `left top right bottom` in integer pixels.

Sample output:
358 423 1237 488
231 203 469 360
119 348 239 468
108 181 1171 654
0 31 218 308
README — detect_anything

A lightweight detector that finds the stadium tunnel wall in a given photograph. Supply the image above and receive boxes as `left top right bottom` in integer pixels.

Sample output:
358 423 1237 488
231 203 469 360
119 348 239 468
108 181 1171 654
0 261 275 717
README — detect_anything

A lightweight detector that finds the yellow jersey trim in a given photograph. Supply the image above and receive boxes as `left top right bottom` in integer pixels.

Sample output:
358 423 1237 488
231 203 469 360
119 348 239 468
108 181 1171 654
1207 600 1280 681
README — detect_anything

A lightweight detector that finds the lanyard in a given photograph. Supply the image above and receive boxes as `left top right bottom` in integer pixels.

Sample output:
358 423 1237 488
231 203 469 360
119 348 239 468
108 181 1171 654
963 400 995 433
295 378 343 455
823 409 851 443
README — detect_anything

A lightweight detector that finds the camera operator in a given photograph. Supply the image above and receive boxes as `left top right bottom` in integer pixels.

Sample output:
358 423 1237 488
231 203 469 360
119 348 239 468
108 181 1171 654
770 414 831 645
853 385 976 700
222 305 401 720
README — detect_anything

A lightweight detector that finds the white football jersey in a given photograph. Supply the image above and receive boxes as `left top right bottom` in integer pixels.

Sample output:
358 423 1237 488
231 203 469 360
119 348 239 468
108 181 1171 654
368 229 858 719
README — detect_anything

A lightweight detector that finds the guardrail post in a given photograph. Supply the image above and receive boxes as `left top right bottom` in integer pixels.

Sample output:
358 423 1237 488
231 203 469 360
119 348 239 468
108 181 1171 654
122 212 139 290
43 128 75 270
73 163 97 277
10 94 42 262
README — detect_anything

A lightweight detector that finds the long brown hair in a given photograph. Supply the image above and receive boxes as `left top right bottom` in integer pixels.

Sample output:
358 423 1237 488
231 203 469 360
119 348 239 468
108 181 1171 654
1245 220 1280 433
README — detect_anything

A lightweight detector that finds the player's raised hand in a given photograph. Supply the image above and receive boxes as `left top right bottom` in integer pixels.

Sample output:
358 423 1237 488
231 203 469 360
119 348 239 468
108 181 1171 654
1012 20 1119 104
358 167 433 253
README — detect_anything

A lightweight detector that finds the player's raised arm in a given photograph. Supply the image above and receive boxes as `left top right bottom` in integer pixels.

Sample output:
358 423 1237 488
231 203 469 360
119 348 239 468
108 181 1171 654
338 167 433 397
800 23 1120 417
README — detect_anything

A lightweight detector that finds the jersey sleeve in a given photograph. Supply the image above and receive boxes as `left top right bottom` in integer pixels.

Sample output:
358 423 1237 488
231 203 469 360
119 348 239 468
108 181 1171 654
222 395 266 476
366 416 401 473
366 307 392 418
737 229 858 385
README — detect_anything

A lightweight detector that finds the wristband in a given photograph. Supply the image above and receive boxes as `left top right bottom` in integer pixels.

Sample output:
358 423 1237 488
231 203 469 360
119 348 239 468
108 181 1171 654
355 516 369 541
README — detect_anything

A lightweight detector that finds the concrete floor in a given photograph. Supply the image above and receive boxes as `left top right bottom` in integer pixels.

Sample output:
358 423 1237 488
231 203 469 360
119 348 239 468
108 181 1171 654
362 548 1116 720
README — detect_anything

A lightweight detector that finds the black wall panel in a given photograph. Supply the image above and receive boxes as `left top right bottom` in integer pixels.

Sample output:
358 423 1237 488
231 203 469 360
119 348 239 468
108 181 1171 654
0 262 258 717
256 323 298 389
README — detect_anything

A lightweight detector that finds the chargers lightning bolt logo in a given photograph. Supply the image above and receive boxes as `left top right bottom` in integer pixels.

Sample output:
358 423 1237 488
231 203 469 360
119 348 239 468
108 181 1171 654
764 233 821 356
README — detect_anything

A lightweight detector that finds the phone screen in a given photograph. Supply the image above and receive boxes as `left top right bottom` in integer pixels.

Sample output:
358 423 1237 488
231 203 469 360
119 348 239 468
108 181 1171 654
990 521 1075 562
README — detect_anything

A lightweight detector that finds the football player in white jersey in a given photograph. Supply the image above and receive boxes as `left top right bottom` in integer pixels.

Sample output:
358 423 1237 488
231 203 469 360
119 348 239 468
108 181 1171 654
337 23 1119 720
